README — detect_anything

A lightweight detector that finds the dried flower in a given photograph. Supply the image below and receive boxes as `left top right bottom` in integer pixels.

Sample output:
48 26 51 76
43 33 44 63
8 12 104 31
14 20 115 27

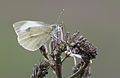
30 29 98 78
30 61 50 78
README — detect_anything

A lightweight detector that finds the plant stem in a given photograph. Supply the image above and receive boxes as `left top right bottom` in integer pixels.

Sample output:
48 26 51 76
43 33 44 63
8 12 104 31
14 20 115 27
61 56 68 63
55 24 64 78
55 52 62 78
69 60 90 78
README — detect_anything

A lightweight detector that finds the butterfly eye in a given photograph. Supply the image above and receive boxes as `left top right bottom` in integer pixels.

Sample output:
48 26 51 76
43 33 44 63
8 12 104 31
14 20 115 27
50 24 57 31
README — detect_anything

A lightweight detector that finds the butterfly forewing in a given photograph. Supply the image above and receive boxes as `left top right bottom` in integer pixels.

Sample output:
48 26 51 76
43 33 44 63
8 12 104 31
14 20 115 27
13 21 50 35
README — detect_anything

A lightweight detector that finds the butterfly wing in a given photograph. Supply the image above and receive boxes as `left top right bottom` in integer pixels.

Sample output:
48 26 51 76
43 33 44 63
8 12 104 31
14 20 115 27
13 20 50 35
18 26 52 51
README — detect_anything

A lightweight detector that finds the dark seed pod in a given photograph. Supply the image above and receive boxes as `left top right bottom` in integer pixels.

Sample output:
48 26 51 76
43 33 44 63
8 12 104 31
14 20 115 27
30 61 49 78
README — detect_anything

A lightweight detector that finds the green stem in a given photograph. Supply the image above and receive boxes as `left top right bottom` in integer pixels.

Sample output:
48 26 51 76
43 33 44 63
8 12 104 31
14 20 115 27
55 52 62 78
61 56 68 63
55 25 63 78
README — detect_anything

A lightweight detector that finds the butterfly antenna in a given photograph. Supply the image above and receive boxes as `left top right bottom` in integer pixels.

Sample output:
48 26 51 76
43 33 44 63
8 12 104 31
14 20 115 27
56 9 67 37
56 9 64 25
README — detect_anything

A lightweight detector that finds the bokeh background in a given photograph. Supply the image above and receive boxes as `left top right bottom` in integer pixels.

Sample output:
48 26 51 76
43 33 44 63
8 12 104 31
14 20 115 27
0 0 120 78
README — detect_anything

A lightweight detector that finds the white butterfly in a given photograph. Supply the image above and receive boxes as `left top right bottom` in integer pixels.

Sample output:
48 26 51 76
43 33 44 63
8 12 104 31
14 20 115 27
13 20 57 51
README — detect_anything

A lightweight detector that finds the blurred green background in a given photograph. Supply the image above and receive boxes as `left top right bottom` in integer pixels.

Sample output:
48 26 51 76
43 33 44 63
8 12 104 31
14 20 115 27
0 0 120 78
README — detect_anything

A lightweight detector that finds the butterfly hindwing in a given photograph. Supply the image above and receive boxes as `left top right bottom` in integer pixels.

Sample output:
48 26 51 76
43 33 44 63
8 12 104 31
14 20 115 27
18 26 52 51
